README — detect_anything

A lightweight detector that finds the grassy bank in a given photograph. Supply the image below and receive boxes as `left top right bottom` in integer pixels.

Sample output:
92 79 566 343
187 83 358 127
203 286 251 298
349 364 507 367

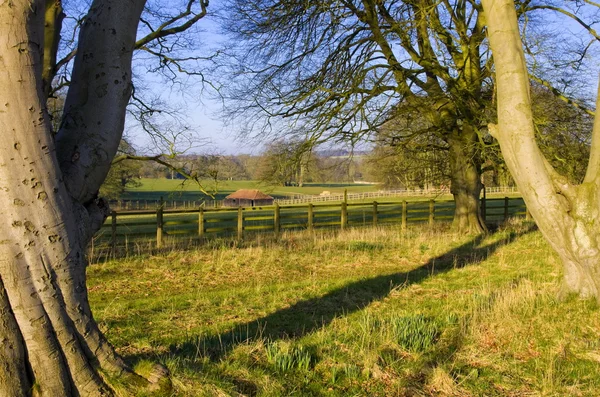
88 221 600 396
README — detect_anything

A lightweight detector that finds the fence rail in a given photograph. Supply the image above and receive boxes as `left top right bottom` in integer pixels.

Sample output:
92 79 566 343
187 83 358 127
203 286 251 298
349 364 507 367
109 186 519 211
273 186 518 206
94 195 528 256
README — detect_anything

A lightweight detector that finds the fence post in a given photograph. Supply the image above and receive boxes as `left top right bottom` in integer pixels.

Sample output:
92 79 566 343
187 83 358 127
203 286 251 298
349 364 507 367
481 187 487 222
504 196 509 221
198 207 205 238
308 203 314 231
429 199 435 226
401 200 407 231
156 197 164 248
341 201 348 230
111 210 117 256
372 201 378 227
274 203 280 239
237 207 243 240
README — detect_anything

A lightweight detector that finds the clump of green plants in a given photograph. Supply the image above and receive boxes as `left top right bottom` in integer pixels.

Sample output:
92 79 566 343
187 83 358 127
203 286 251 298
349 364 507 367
390 314 440 352
265 341 317 373
343 363 361 379
329 363 362 385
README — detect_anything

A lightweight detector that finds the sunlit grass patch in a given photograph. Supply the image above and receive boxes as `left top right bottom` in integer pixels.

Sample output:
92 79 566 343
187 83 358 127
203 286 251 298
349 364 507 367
88 219 600 396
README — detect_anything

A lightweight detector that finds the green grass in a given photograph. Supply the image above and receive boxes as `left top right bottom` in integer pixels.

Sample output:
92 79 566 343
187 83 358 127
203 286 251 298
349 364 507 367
123 178 520 203
88 219 600 396
123 178 380 202
92 197 527 260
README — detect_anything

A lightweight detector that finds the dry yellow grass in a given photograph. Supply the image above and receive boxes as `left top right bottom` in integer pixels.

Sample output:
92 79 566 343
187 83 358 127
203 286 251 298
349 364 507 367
88 220 600 396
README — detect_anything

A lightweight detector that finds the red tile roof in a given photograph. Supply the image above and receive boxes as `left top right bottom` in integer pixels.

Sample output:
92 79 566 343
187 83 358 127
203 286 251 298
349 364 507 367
225 189 274 200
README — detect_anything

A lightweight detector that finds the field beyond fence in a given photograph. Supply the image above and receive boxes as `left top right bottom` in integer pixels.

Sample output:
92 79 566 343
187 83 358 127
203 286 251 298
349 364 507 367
93 195 527 258
88 221 599 396
111 186 519 210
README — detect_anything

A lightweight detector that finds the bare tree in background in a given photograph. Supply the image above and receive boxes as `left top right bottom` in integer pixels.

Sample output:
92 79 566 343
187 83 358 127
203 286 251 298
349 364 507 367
366 105 451 189
220 0 495 232
220 0 600 233
256 139 314 187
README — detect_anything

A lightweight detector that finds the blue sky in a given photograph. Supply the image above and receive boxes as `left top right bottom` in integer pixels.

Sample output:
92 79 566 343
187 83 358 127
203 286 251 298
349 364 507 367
125 0 600 157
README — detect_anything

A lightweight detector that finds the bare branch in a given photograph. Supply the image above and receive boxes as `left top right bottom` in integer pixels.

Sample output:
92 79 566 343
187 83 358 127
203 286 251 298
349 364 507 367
527 4 600 42
112 153 216 198
42 0 65 99
134 0 209 49
530 75 595 117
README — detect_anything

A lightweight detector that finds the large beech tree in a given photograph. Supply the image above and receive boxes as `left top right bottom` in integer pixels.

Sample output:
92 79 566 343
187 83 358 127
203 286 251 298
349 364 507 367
223 0 493 233
0 0 208 395
483 0 600 299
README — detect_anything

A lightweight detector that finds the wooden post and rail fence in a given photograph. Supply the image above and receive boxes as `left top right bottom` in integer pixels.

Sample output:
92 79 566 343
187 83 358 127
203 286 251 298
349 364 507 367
107 186 520 211
100 196 530 254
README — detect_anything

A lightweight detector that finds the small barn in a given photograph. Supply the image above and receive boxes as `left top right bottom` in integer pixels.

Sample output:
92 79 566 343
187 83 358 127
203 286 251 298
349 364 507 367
223 189 274 207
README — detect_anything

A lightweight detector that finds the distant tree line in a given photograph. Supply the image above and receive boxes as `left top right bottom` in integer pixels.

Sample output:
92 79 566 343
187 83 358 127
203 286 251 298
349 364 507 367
108 87 591 197
105 139 368 196
364 84 592 191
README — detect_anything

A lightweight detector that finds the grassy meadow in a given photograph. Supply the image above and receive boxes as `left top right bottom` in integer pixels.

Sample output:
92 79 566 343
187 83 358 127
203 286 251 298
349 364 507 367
88 220 600 396
119 179 520 210
123 179 380 202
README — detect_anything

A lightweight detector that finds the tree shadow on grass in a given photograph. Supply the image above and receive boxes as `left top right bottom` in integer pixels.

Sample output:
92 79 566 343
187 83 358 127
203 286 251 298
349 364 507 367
157 223 536 364
125 223 535 381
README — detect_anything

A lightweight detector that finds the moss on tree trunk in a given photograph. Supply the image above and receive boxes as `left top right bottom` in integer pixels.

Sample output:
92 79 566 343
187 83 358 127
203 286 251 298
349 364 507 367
448 127 487 234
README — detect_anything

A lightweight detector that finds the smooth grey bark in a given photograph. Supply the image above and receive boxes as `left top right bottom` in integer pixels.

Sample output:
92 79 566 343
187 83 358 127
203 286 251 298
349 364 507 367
0 279 29 397
483 0 600 299
55 0 143 203
0 0 167 395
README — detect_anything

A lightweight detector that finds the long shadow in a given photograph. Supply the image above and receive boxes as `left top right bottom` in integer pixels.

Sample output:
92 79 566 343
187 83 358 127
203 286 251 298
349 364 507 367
139 224 536 364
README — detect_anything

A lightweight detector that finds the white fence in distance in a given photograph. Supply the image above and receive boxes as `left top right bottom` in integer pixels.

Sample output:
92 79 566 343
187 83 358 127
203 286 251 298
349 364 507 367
273 186 518 206
111 186 519 210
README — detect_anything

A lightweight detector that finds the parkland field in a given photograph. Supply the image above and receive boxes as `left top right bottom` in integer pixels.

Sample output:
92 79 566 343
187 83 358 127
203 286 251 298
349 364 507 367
82 180 600 396
93 179 524 259
88 220 600 396
122 179 382 203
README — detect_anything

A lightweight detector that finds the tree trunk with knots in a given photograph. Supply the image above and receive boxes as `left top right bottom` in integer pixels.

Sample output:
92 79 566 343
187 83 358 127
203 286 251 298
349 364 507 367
0 0 169 395
447 125 487 234
483 0 600 300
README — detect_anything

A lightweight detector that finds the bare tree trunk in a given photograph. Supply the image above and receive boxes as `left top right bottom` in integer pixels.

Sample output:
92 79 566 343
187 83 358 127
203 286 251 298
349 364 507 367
528 189 600 299
0 181 134 396
483 0 600 300
0 177 155 395
0 45 140 397
448 127 487 234
0 1 167 395
557 249 600 299
0 278 29 396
